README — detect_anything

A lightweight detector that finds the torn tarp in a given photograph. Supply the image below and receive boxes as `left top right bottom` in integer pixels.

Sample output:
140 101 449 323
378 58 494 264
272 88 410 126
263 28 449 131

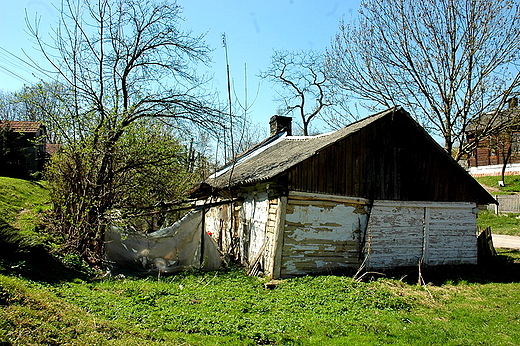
105 208 221 275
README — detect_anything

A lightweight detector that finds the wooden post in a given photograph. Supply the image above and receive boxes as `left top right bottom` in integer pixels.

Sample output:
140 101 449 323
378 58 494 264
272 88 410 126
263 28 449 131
200 207 205 267
422 206 430 265
269 196 287 279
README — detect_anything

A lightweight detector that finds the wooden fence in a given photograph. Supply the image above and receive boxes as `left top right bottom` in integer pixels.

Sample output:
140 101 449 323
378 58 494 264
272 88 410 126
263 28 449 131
489 195 520 214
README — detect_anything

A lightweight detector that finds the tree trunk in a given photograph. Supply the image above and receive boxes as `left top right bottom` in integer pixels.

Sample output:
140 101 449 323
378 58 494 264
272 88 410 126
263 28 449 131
501 144 512 185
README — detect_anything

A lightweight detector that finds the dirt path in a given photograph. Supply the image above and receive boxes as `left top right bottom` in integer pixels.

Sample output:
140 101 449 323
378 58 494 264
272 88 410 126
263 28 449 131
493 234 520 250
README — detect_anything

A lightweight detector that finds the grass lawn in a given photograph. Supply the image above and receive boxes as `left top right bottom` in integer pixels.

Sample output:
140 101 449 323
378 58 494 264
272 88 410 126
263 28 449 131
2 254 520 346
473 175 520 236
474 174 520 194
477 210 520 236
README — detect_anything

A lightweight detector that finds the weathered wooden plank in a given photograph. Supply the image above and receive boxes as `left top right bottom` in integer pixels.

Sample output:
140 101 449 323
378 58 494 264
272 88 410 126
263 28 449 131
281 256 361 275
283 237 358 245
365 200 478 268
282 249 360 258
288 191 370 205
270 196 287 279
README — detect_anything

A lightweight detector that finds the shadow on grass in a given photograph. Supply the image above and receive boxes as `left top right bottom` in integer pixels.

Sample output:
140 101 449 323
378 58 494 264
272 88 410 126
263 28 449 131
0 218 90 283
356 249 520 286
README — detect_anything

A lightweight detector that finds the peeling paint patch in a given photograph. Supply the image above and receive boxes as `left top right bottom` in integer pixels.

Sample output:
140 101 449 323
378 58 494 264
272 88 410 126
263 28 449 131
365 200 477 269
281 198 368 276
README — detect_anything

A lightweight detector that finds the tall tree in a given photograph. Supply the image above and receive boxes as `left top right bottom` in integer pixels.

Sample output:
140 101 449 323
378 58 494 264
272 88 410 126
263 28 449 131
12 82 75 144
261 50 332 136
327 0 520 160
0 91 29 122
26 0 226 265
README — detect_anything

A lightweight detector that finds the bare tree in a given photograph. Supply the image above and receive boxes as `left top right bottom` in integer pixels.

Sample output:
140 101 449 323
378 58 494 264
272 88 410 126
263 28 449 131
261 50 332 136
0 91 27 121
26 0 226 265
11 82 75 143
327 0 520 160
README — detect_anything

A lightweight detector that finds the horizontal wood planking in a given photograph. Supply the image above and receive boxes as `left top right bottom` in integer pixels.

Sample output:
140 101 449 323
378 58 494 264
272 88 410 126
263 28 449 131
365 200 477 269
280 196 368 277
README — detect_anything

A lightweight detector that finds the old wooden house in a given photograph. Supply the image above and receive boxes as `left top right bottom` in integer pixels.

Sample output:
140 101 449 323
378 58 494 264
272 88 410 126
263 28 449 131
0 120 47 177
191 107 495 279
466 98 520 177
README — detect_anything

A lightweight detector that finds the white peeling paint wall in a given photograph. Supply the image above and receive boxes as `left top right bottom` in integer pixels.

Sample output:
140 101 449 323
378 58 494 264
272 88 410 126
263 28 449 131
426 204 478 265
281 196 369 277
365 200 478 269
238 191 270 264
204 203 232 249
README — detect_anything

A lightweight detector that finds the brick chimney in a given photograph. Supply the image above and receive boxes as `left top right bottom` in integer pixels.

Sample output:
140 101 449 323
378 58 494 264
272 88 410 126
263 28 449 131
269 115 292 136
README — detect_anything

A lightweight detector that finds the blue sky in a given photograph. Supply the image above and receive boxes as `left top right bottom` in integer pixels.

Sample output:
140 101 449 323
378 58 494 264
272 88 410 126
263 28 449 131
0 0 361 130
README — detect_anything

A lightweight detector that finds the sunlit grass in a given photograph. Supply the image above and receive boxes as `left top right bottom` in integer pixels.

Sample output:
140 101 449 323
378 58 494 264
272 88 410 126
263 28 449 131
474 175 520 194
2 261 520 345
477 210 520 236
0 177 51 244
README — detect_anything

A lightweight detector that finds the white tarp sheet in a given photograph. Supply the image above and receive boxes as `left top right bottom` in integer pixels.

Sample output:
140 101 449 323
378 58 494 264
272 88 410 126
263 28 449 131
105 209 221 275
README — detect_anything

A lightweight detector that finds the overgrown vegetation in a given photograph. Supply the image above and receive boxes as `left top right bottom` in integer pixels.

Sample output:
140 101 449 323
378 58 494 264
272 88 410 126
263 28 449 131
2 257 520 345
45 122 208 266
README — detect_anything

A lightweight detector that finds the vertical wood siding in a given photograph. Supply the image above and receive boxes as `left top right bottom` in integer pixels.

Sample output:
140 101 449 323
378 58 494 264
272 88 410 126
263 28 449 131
262 197 282 277
287 112 491 204
238 191 270 265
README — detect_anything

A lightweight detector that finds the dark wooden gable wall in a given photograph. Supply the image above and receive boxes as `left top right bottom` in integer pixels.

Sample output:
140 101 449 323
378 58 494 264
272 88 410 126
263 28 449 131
287 110 494 204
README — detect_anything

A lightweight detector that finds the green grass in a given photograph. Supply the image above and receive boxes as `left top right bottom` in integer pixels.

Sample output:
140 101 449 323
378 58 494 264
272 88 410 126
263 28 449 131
473 175 520 235
477 210 520 236
0 177 51 244
474 175 520 194
0 177 85 281
2 259 520 346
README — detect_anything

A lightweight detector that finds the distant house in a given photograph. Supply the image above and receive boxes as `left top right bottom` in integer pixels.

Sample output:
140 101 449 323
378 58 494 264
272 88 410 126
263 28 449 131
190 107 496 279
0 120 48 177
466 98 520 177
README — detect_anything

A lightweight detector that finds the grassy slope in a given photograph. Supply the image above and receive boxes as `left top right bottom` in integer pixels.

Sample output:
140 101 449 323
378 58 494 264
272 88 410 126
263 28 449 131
0 177 83 281
0 177 51 243
474 175 520 195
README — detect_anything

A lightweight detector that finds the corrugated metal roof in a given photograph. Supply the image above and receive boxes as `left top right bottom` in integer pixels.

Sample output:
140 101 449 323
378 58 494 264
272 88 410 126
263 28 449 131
208 107 399 188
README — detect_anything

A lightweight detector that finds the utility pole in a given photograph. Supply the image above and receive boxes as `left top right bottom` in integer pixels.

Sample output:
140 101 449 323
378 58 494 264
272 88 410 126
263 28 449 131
222 33 234 161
